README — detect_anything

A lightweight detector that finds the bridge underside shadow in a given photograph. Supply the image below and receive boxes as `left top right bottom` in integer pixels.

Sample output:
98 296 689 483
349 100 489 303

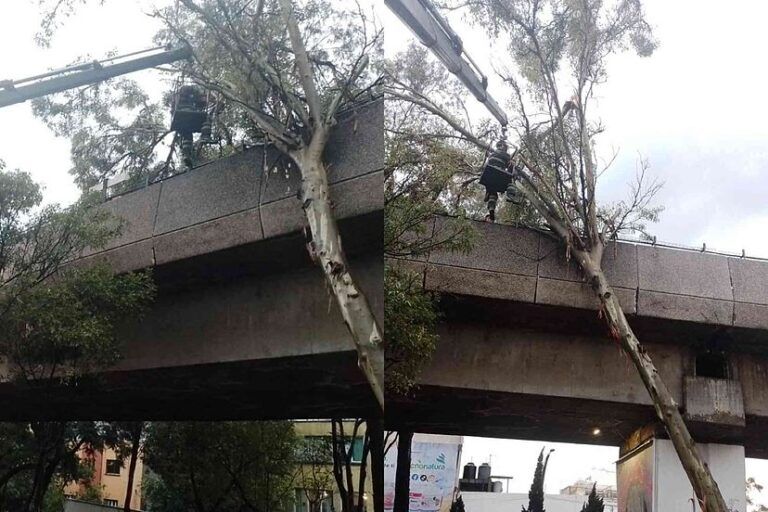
387 291 768 459
1 212 383 421
1 351 379 421
388 385 768 458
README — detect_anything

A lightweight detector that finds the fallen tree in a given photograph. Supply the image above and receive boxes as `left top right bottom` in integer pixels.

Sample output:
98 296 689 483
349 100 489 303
386 0 728 508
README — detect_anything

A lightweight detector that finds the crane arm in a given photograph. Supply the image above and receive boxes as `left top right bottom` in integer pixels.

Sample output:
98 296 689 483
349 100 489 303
0 45 192 109
385 0 508 126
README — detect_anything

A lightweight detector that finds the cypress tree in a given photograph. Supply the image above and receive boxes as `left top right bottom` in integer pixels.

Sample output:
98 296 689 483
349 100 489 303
580 483 605 512
522 449 546 512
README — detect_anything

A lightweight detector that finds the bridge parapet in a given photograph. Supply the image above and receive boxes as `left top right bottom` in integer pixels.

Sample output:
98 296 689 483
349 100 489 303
75 98 383 274
398 216 768 332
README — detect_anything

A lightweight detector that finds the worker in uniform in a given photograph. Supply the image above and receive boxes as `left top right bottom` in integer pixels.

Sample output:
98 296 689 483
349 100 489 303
479 140 521 221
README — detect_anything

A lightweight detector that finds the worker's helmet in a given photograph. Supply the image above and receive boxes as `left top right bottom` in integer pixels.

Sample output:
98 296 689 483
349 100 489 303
495 140 508 152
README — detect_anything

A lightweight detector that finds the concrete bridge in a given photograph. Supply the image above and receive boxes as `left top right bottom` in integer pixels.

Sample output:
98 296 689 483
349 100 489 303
389 217 768 459
0 99 383 421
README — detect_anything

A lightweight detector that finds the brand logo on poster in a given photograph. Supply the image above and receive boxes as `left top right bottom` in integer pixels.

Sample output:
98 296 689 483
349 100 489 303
384 441 460 512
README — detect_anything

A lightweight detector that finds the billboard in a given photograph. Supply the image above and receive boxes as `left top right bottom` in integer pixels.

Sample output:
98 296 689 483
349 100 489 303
617 441 654 512
384 435 462 512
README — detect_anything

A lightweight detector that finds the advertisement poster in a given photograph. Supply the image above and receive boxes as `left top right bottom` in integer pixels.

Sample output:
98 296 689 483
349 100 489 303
383 436 461 512
617 441 654 512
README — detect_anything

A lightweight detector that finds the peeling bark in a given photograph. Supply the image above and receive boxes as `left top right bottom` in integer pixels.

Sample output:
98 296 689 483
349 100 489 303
293 148 384 408
278 0 384 410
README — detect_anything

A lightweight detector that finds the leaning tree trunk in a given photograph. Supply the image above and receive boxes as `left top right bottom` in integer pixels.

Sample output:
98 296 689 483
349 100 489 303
293 143 384 409
578 251 728 512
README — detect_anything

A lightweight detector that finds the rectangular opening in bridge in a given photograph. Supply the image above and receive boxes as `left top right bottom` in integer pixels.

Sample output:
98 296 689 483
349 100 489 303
695 351 729 379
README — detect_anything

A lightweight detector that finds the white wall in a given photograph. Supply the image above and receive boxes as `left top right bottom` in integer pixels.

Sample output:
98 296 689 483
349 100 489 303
654 440 746 512
462 492 618 512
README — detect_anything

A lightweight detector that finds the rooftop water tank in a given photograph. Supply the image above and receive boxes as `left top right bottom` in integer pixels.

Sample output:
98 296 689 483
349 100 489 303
462 462 476 480
478 462 492 480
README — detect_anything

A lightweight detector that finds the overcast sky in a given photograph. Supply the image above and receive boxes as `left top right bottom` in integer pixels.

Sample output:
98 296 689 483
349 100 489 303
0 0 168 206
382 0 768 502
1 0 767 504
384 0 768 259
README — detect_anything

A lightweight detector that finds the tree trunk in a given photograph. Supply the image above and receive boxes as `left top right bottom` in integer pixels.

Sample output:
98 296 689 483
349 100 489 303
393 431 413 512
294 148 384 408
368 417 385 512
124 423 143 511
581 254 728 512
27 422 65 512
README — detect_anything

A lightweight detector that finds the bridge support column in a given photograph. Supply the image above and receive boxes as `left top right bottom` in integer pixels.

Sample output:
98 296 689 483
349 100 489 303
617 429 746 512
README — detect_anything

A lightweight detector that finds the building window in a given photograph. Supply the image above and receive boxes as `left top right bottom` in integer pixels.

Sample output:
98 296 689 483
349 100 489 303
346 438 365 464
103 499 118 507
105 459 122 475
294 490 307 512
300 436 365 464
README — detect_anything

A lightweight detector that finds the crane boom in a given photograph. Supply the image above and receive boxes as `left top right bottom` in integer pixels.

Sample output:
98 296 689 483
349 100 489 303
0 45 192 109
385 0 508 126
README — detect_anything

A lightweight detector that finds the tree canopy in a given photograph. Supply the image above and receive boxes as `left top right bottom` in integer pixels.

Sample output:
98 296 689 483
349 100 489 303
142 421 298 512
32 0 382 192
0 162 155 386
580 483 604 512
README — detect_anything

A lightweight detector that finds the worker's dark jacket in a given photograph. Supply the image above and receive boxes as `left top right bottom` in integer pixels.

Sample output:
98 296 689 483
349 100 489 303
479 150 513 194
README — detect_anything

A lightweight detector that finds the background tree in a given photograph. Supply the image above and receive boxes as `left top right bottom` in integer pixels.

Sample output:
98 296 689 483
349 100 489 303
295 435 337 512
0 421 112 512
522 449 551 512
388 0 727 509
101 421 146 512
391 431 413 512
330 419 371 512
580 483 604 512
385 44 479 511
0 162 153 512
34 0 386 408
747 477 768 512
0 163 155 389
142 421 297 512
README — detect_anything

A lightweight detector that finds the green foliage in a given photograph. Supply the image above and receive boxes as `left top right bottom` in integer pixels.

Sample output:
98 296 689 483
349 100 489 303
465 0 656 99
294 436 336 512
75 480 105 504
580 484 604 512
33 0 382 190
747 477 768 511
42 484 66 512
0 421 112 512
142 470 187 512
142 421 298 512
522 449 547 512
0 163 156 386
384 265 439 395
0 266 155 383
385 136 478 257
386 44 490 227
0 162 120 277
31 77 170 190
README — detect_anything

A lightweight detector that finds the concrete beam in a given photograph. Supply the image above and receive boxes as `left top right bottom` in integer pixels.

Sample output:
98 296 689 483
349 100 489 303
396 216 768 338
387 318 768 457
2 99 384 421
1 252 383 420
